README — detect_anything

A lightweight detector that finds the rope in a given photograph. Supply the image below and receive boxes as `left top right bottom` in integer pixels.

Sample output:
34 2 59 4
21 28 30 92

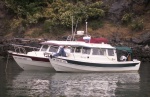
5 53 9 73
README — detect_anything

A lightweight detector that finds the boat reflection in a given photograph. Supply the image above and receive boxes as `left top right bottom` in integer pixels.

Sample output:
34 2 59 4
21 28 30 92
8 71 140 97
7 71 53 97
51 73 140 97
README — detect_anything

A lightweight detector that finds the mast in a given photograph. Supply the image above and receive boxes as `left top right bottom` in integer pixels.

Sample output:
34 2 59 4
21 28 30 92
86 22 88 35
72 16 73 37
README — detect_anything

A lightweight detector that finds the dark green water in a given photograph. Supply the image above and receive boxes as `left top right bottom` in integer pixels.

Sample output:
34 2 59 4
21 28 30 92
0 58 150 97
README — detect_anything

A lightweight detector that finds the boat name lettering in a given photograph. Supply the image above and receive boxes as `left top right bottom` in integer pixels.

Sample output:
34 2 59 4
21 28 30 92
53 58 67 63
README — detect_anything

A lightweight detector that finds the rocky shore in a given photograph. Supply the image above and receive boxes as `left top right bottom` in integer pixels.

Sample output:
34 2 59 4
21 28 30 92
0 37 44 57
0 32 150 62
109 31 150 62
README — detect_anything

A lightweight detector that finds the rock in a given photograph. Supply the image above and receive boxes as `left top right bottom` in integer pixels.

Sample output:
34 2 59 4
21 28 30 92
144 45 149 50
0 38 43 57
132 31 150 45
132 37 143 44
107 0 132 22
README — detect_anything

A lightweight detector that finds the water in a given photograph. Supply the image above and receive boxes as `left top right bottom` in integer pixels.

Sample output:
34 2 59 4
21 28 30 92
0 58 150 97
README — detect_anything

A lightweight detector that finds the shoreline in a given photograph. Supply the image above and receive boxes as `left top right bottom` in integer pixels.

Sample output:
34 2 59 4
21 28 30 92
0 37 150 62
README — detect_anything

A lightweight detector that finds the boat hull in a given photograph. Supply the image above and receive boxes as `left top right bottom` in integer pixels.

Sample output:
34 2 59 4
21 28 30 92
49 58 141 72
11 53 55 71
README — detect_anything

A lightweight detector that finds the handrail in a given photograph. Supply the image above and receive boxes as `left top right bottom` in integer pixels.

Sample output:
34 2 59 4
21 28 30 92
11 44 39 54
11 44 39 49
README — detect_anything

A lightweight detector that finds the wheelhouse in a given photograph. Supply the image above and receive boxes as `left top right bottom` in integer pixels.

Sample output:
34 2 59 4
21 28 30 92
70 46 117 62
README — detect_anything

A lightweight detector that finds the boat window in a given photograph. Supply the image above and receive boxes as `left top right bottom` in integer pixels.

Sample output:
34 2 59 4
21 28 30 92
92 48 106 55
71 47 75 53
75 47 82 53
99 48 106 55
108 49 114 56
92 48 99 55
49 46 59 52
82 47 91 54
41 45 49 51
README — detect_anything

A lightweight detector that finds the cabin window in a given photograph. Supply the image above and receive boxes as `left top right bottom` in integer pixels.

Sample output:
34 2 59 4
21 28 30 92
99 48 106 55
92 48 106 55
82 47 91 54
75 47 82 53
108 49 114 56
49 46 58 52
92 48 99 55
41 45 49 51
71 47 75 53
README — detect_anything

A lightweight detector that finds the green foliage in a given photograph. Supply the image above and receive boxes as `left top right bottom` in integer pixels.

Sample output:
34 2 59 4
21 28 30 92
5 0 47 24
121 13 144 31
121 13 133 25
5 0 105 34
43 20 66 35
130 19 144 31
42 0 105 33
89 20 103 30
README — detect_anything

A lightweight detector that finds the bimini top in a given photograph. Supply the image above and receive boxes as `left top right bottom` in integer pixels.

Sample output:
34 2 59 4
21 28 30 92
41 40 115 49
115 47 132 53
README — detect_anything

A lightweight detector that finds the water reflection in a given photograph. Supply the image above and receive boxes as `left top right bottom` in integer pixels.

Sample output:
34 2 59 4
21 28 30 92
51 73 140 97
7 71 53 97
7 71 140 97
138 62 150 97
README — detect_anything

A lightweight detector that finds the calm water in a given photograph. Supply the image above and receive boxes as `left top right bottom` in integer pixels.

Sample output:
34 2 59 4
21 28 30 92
0 58 150 97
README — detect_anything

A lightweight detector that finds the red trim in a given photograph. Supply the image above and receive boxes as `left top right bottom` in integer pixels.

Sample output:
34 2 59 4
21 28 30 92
78 38 108 43
12 53 50 62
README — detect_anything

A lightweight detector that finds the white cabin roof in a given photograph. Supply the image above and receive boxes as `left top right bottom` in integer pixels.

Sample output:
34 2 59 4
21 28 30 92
41 40 115 49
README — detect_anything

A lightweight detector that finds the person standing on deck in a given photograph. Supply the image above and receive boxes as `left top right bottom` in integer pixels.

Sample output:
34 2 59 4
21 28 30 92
53 46 68 57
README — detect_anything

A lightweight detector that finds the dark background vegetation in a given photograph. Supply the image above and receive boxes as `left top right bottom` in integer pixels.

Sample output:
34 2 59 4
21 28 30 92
0 0 150 61
0 0 149 39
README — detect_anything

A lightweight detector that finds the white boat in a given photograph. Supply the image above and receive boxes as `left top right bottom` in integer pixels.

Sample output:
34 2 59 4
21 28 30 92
8 41 61 71
48 40 141 72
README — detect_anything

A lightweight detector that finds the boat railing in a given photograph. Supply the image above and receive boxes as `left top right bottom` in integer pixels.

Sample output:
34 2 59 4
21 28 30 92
10 44 40 54
66 35 73 41
66 31 86 41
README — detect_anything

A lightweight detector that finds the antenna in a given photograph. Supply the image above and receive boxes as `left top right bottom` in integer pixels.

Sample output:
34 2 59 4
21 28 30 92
72 16 73 39
86 22 88 35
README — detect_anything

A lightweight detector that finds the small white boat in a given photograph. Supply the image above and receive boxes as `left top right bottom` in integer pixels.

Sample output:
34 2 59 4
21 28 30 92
48 40 141 72
8 41 60 71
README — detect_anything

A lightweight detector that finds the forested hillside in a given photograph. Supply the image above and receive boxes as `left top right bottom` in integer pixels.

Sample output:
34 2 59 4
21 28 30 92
0 0 149 39
0 0 150 61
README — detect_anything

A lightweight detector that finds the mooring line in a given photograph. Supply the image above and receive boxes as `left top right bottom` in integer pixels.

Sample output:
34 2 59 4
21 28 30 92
5 53 9 73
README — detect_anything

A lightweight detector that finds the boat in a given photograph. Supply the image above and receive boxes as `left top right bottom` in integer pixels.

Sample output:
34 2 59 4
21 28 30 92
8 41 61 71
48 40 141 72
48 21 141 72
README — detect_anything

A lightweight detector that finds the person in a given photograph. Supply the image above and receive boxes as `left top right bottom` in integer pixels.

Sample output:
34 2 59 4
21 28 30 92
120 55 127 61
64 46 71 56
53 46 67 57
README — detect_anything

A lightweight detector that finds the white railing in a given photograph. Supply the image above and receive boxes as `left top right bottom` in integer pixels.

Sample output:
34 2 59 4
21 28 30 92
11 44 39 54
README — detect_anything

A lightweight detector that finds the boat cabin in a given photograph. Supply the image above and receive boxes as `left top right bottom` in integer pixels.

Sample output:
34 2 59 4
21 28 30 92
38 44 60 57
40 40 133 62
67 44 118 62
27 43 60 57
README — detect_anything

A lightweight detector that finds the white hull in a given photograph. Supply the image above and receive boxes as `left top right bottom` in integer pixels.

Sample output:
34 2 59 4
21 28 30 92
50 58 141 72
12 55 55 71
